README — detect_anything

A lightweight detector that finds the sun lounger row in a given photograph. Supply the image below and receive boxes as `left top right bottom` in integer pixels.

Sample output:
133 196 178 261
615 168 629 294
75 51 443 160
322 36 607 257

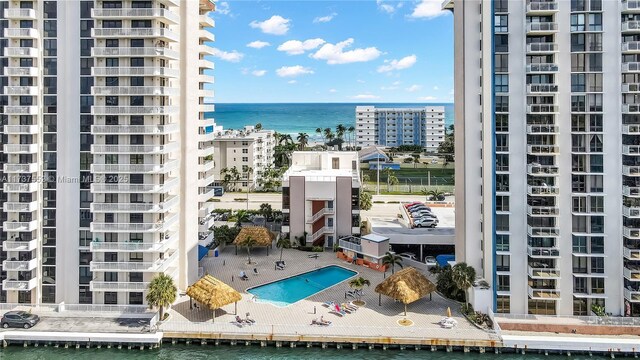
322 301 359 317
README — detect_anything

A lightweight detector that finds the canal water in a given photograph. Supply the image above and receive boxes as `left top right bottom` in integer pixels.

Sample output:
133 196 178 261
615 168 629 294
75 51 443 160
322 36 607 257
0 345 593 359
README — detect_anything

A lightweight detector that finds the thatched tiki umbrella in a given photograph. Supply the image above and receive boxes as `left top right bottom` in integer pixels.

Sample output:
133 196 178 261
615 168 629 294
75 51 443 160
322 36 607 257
233 226 275 257
374 267 436 316
186 275 242 322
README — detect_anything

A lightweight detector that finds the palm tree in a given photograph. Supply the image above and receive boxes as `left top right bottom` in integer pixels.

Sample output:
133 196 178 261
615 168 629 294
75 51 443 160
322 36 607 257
383 168 398 192
235 210 251 228
276 236 289 262
336 124 346 150
348 277 371 305
411 154 420 169
279 133 293 145
221 166 241 191
146 274 177 321
451 263 476 302
382 251 403 275
242 236 258 264
421 188 446 201
359 191 372 211
347 125 355 150
297 132 309 151
255 123 262 131
323 127 332 144
315 127 322 143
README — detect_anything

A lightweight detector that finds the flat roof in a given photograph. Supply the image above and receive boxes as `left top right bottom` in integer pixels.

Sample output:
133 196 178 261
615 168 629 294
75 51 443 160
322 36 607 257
361 234 389 243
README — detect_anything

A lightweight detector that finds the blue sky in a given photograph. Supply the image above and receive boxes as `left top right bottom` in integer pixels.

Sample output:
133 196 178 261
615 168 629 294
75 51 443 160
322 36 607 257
207 0 453 103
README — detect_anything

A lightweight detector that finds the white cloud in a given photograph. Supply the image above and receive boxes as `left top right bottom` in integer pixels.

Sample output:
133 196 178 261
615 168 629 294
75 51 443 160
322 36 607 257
247 40 271 49
252 70 267 77
276 65 314 77
377 0 397 14
418 96 437 101
380 85 398 91
352 94 380 100
288 80 297 84
216 2 231 15
357 80 366 84
377 55 417 73
393 81 401 86
433 86 439 90
406 84 422 92
410 0 447 19
313 12 337 23
277 38 326 55
329 89 337 93
250 15 291 35
210 48 244 62
310 38 381 65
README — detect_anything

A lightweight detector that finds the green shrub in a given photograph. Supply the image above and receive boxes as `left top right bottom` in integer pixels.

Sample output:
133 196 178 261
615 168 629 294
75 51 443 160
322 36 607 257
373 200 384 203
234 198 247 202
210 199 221 202
312 246 323 252
298 246 314 252
387 201 399 204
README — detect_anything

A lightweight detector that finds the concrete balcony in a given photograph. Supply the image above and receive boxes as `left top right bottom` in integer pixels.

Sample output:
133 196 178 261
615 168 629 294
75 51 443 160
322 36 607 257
527 247 560 258
198 144 215 157
3 125 38 135
3 86 38 95
199 203 215 218
5 67 38 76
624 62 640 73
623 165 640 176
91 28 178 42
527 206 559 217
527 125 558 134
90 251 178 272
527 84 558 94
199 29 215 42
3 183 38 193
623 125 640 134
91 66 179 78
526 22 558 34
622 41 640 53
527 226 559 237
306 207 335 224
199 104 215 112
339 239 362 253
623 83 640 93
4 47 38 57
527 104 558 113
200 15 215 27
91 123 179 135
199 59 215 70
528 288 560 300
2 239 37 252
624 206 640 218
3 201 38 213
198 160 215 172
91 233 177 253
526 43 558 53
624 247 640 260
624 267 640 281
526 64 558 74
198 170 216 187
91 86 179 96
625 288 640 302
4 28 39 38
91 178 178 194
623 0 640 13
2 278 37 291
90 159 179 174
90 195 179 213
3 220 38 232
90 214 178 233
623 145 640 156
528 267 560 279
199 216 215 232
2 259 38 272
3 163 38 173
91 106 179 116
624 226 640 239
91 142 179 154
198 186 216 202
527 164 559 176
4 8 37 19
526 1 558 14
624 186 640 197
199 74 215 84
90 281 151 292
158 0 179 6
200 44 216 56
199 89 215 99
528 145 559 154
5 106 38 115
3 144 38 154
92 47 179 59
198 232 214 247
91 8 179 23
623 20 640 33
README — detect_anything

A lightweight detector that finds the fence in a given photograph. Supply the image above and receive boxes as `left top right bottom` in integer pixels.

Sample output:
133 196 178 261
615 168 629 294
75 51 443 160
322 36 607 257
363 183 455 195
487 308 502 339
495 313 640 327
0 302 154 317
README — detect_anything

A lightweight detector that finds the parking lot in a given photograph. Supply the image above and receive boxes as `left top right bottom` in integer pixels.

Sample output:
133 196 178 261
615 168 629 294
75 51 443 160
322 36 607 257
0 316 151 334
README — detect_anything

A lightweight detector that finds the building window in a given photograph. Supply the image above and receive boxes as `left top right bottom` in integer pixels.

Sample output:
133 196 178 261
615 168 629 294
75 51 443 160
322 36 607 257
494 15 508 33
104 292 118 305
570 14 585 32
496 234 509 251
332 157 339 169
496 296 510 314
282 187 290 209
495 54 508 72
497 275 510 291
129 292 143 305
494 74 509 93
496 214 509 232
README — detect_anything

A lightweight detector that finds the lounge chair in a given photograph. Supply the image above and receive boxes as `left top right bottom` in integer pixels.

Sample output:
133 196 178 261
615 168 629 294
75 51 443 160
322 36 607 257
322 301 335 308
308 254 319 259
245 313 255 324
329 310 345 317
253 268 259 275
311 318 331 326
332 304 347 316
340 303 354 314
343 303 358 311
345 290 356 299
239 271 249 281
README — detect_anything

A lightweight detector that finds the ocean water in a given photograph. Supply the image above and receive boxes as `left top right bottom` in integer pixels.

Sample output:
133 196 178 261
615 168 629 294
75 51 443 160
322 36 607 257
206 103 453 139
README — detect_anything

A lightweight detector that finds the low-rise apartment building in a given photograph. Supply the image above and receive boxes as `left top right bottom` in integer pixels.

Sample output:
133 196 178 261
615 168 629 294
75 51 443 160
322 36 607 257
281 152 361 249
355 106 446 149
213 126 275 191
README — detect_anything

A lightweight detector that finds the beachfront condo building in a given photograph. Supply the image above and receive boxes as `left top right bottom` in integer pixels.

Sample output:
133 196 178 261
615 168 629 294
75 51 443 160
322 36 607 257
281 152 361 249
212 126 275 191
445 0 640 317
0 0 216 306
355 106 446 150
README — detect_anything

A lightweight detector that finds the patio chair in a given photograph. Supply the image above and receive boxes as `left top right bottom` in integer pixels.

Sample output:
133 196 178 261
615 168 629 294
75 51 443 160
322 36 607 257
253 268 259 275
239 271 249 281
322 301 335 308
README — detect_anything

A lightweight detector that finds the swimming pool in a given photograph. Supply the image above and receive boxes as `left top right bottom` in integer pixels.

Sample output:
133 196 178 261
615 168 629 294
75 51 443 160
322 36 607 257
247 265 357 307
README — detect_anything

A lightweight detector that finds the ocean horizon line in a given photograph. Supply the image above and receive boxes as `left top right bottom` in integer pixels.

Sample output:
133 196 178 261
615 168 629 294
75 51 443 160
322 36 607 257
213 102 454 105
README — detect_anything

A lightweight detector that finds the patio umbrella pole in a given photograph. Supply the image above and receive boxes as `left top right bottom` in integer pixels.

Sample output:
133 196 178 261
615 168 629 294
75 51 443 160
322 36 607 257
404 304 407 317
235 302 237 315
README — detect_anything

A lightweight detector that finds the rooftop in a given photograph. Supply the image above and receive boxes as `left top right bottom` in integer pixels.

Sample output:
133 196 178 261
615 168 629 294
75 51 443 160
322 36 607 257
214 126 274 141
283 151 361 183
362 234 389 243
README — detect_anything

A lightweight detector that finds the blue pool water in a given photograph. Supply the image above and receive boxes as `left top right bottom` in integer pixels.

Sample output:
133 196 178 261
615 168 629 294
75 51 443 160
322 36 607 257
247 266 357 307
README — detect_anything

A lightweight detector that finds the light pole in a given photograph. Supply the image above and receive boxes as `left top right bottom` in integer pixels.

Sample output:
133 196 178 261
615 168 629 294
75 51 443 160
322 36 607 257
376 153 380 195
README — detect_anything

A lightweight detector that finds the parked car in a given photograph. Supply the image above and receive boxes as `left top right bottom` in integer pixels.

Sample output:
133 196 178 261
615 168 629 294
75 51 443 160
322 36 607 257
424 256 437 267
411 210 436 218
408 204 431 212
399 253 417 261
404 201 422 208
1 311 39 329
414 218 438 228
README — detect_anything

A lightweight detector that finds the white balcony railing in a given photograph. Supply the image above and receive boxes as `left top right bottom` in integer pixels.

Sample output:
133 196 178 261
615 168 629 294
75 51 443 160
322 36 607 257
527 164 559 176
2 240 38 252
527 226 559 237
528 145 559 154
91 8 179 23
624 288 640 302
200 14 215 27
91 123 179 135
623 0 640 12
527 1 558 13
338 239 362 253
624 267 640 281
91 28 178 42
3 144 38 154
3 86 38 95
4 8 37 19
528 185 559 196
624 227 640 239
4 47 38 57
623 145 640 155
4 28 39 38
91 233 177 252
90 195 179 213
5 66 38 76
527 84 558 93
527 206 559 216
527 125 558 134
90 251 178 272
3 220 38 232
92 47 179 59
3 163 38 173
2 278 38 291
527 247 560 258
91 106 178 116
91 160 179 174
624 62 640 73
622 41 640 52
624 186 640 197
623 20 640 32
91 178 179 194
306 226 335 243
306 207 335 224
90 214 178 233
2 183 38 193
2 259 38 271
527 104 558 113
526 22 558 33
528 288 561 299
3 201 38 213
624 247 640 260
5 106 38 115
527 43 558 53
90 281 151 292
3 125 38 134
528 267 561 279
91 142 179 154
623 165 640 176
91 86 179 96
624 206 640 218
91 66 179 77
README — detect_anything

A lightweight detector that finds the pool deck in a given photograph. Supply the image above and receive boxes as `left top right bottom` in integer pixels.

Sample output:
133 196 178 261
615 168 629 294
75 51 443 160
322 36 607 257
160 247 498 347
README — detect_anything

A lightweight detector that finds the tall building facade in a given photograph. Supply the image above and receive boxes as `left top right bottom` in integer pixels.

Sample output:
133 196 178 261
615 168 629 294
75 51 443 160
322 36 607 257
446 0 639 316
213 125 275 191
355 105 445 149
0 0 215 306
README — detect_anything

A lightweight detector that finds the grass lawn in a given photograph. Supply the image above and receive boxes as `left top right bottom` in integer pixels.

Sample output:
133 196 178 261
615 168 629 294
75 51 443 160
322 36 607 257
362 166 455 185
